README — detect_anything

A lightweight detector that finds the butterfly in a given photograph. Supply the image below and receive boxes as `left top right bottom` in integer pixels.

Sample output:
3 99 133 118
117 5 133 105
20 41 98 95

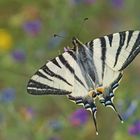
27 30 140 135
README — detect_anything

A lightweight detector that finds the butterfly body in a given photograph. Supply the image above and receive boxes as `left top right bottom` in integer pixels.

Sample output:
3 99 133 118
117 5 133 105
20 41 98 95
27 30 140 134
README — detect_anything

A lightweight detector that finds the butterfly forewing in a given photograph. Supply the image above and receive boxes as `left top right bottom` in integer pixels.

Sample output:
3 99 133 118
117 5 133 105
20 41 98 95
27 51 75 95
86 30 140 87
27 50 89 97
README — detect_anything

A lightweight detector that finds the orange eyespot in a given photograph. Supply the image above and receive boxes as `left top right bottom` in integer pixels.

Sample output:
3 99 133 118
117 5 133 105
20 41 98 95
96 87 104 93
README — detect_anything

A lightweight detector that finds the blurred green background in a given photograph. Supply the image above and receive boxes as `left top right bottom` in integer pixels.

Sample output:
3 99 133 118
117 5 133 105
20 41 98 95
0 0 140 140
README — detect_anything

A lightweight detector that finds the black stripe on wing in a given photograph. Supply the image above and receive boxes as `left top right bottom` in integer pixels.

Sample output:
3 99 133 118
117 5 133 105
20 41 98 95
100 37 106 79
59 55 74 73
107 33 113 47
86 40 101 85
111 73 123 90
35 71 53 81
114 32 126 67
41 64 72 86
59 54 86 88
68 95 84 105
77 41 96 83
67 50 77 61
27 80 71 95
89 40 94 48
125 30 133 49
120 32 140 71
51 58 61 68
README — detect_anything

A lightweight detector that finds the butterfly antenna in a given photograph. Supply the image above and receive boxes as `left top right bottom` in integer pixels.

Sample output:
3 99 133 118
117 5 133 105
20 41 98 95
77 17 89 37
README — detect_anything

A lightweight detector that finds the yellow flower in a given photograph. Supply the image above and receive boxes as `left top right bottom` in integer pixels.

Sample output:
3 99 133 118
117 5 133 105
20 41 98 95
0 29 13 52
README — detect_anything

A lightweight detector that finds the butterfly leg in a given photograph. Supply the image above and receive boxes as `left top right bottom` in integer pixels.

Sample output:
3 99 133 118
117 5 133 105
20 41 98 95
68 95 98 135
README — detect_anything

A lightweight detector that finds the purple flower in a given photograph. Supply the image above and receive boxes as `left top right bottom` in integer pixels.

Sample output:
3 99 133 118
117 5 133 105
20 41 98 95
11 49 26 62
0 88 16 103
69 108 89 127
23 19 42 37
128 120 140 135
112 0 123 8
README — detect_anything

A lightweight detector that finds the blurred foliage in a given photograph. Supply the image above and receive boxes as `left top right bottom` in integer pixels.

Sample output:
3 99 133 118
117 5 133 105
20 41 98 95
0 0 140 140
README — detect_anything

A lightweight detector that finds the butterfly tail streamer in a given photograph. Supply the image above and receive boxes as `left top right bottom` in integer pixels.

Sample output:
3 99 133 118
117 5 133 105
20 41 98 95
105 101 123 123
84 100 98 135
68 95 98 134
92 111 98 135
91 103 98 135
110 102 124 123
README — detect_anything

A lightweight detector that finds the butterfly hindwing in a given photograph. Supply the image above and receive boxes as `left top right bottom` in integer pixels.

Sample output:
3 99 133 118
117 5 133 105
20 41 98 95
27 51 75 95
86 30 140 87
27 50 89 97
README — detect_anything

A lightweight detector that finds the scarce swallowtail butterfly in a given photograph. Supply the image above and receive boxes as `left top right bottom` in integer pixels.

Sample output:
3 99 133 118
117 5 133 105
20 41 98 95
27 30 140 135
